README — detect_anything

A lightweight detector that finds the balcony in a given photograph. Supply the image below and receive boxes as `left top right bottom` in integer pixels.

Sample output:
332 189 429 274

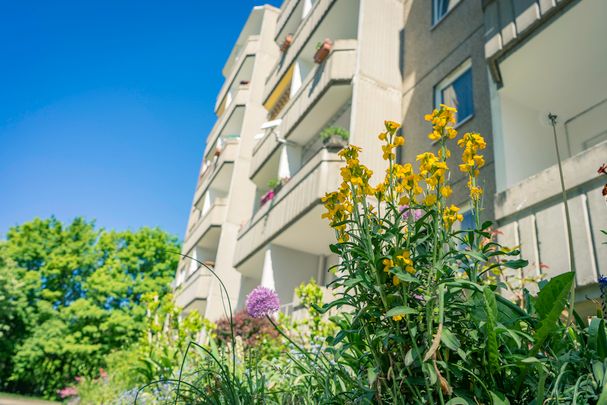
193 141 238 219
264 0 358 105
234 148 342 270
205 86 248 158
250 40 356 179
175 268 212 315
183 199 227 255
495 140 607 298
215 36 259 114
482 0 576 80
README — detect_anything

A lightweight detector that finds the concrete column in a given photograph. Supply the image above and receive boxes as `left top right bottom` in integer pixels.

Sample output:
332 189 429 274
261 246 276 290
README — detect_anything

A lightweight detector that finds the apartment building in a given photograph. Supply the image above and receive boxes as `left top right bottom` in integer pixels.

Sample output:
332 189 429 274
175 0 607 320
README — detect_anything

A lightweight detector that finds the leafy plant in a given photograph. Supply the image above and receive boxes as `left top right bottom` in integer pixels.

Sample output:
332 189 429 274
320 126 349 141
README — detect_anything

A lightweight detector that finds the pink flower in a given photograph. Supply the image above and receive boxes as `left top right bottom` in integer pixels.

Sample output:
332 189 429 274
246 286 280 318
58 386 78 399
99 368 108 379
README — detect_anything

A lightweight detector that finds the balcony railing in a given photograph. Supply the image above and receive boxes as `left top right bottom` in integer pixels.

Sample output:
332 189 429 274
483 0 574 62
175 268 212 314
215 36 259 114
205 86 249 158
195 141 238 206
250 40 356 179
495 140 607 292
275 0 301 41
183 199 227 256
264 0 337 103
235 148 342 267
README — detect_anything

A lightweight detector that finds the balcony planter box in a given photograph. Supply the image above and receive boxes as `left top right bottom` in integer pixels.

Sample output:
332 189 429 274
320 126 349 150
314 39 333 64
280 34 293 53
260 190 275 206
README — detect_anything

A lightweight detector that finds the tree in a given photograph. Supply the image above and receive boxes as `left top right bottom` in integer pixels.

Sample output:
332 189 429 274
0 217 180 398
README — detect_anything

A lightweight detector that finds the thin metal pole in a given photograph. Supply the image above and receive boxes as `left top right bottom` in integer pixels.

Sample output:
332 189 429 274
548 113 576 324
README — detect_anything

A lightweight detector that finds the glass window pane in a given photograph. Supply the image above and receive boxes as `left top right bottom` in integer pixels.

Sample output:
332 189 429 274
441 68 473 124
434 0 457 23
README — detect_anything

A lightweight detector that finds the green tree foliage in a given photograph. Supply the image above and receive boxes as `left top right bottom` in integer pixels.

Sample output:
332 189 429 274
0 217 180 398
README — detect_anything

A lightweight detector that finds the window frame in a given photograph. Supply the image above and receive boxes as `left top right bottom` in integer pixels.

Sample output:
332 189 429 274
434 58 474 128
432 0 461 27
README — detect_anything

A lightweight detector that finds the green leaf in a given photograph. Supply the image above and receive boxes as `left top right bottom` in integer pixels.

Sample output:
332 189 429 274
393 271 421 284
446 398 471 405
441 327 461 351
530 272 574 355
404 348 414 367
385 306 417 318
503 259 528 269
483 287 499 372
367 367 378 386
588 317 607 359
489 391 510 405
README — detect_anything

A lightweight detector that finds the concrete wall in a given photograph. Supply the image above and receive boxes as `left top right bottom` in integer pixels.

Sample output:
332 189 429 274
400 0 495 220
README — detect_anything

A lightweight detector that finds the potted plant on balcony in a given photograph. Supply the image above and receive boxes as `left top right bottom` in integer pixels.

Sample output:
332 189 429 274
280 34 293 53
320 126 349 150
260 177 290 207
314 39 333 64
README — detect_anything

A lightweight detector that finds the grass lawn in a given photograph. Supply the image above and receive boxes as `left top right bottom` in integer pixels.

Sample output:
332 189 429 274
0 392 59 405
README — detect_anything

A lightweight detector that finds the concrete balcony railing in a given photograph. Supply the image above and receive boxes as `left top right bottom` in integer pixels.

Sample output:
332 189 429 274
495 140 607 293
205 87 249 158
482 0 574 62
264 0 337 103
214 36 259 114
183 199 227 255
193 141 238 210
234 148 342 267
250 40 356 178
275 0 301 41
175 269 212 314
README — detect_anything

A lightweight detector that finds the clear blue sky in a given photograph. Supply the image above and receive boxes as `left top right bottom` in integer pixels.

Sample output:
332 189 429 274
0 0 281 240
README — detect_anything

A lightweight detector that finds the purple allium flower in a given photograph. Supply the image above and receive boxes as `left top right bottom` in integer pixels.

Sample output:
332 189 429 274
246 286 280 318
400 205 423 221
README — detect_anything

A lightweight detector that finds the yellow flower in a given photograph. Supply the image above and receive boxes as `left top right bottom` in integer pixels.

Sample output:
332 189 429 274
393 275 400 286
383 258 394 273
470 186 483 201
384 120 401 133
423 194 437 206
394 136 405 146
441 185 452 198
428 130 441 141
405 265 415 274
378 132 387 141
443 204 464 228
392 314 403 322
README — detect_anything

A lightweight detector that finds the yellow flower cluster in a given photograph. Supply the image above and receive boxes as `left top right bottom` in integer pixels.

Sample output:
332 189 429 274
416 152 448 190
442 204 463 229
424 104 458 142
457 132 487 201
382 251 415 287
379 121 404 160
321 183 352 242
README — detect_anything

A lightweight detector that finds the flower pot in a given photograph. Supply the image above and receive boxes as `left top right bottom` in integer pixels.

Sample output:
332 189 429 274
314 39 333 64
322 134 348 150
280 34 293 53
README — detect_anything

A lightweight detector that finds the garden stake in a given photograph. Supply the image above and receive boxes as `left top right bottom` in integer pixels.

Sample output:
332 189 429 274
548 113 577 327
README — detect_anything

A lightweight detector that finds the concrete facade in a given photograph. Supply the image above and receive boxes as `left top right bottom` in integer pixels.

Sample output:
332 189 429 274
175 0 607 321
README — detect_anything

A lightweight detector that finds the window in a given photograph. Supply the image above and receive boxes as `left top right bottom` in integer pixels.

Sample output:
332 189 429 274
433 0 460 25
435 59 474 126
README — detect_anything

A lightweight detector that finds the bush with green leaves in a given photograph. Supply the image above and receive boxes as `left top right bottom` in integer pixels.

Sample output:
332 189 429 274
0 217 180 398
